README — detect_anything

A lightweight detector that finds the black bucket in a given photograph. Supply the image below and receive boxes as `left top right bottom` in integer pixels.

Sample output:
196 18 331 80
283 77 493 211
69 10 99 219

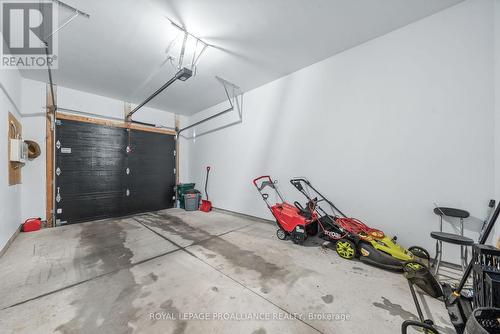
465 308 500 333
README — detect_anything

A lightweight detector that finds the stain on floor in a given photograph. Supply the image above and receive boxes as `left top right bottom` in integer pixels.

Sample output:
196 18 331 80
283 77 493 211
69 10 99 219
321 294 334 304
56 220 141 334
372 296 417 320
136 212 314 292
148 273 158 282
161 299 188 334
139 212 214 244
200 237 290 281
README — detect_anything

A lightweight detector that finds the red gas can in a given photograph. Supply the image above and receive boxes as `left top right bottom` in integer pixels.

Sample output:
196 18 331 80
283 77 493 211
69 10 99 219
22 218 42 232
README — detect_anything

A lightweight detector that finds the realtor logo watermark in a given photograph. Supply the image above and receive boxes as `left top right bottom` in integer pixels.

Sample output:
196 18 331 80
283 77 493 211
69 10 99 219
1 0 58 69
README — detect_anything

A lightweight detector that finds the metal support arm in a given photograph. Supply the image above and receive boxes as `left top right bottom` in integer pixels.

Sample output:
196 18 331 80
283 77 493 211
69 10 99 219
178 76 242 137
52 0 90 18
126 67 192 120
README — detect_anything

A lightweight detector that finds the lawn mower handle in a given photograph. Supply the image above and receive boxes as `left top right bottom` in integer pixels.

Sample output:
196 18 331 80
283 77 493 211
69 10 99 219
253 175 272 187
290 177 347 218
290 177 310 184
401 320 438 334
253 175 285 204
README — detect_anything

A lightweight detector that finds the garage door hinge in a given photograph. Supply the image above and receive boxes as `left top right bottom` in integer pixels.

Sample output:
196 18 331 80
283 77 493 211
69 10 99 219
173 150 176 157
56 167 61 176
56 187 62 203
173 168 176 175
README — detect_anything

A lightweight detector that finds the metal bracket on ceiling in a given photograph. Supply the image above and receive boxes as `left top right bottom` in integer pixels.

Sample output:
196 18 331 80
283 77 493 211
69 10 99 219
52 0 90 18
125 18 212 120
178 76 243 139
44 0 90 41
127 20 212 120
167 18 211 73
127 19 211 102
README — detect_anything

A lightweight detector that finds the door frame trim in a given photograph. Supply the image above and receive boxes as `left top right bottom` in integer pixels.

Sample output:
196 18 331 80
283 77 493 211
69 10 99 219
56 112 176 135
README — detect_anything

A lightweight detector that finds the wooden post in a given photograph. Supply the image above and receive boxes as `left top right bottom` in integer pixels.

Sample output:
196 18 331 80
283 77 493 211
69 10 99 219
124 102 131 122
46 83 56 227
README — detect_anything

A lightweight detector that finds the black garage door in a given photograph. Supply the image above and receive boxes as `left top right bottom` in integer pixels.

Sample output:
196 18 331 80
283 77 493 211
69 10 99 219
54 118 176 224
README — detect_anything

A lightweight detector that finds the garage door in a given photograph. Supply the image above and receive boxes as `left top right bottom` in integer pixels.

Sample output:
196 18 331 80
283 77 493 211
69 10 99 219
54 118 176 224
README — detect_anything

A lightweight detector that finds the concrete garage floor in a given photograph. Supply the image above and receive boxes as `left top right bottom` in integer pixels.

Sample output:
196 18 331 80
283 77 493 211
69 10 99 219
0 209 455 334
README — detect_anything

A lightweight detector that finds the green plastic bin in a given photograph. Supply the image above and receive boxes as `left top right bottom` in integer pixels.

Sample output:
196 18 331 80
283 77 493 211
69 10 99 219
177 183 195 209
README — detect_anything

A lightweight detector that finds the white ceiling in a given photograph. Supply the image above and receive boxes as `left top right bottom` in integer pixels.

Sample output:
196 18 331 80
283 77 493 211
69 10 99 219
20 0 463 115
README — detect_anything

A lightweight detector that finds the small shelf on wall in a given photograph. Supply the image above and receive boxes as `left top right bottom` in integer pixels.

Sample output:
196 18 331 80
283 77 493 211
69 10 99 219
8 112 22 185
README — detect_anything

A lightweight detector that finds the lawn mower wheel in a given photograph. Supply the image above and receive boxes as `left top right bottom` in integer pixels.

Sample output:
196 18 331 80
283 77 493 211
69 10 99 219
336 239 356 260
408 246 431 264
276 228 287 240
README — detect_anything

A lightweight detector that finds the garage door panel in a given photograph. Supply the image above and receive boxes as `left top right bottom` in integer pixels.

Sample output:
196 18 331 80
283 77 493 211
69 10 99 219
58 195 126 223
124 194 170 215
57 170 126 180
124 129 176 215
57 173 125 194
58 153 126 170
57 122 126 147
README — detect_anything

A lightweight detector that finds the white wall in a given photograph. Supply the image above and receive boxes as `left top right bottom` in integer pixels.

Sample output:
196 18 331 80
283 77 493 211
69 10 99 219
0 67 23 251
20 79 46 220
19 81 184 222
495 0 500 199
186 0 496 263
494 0 500 243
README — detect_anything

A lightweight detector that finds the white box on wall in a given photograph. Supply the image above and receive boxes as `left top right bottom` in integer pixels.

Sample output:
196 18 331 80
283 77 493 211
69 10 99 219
10 139 28 163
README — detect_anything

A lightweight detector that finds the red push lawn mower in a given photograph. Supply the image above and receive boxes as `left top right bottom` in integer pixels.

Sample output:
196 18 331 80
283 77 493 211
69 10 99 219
253 176 318 245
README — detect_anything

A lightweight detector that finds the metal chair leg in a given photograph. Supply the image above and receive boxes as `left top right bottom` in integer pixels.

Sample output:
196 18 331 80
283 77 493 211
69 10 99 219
434 241 442 276
460 245 463 270
432 240 439 268
461 246 468 271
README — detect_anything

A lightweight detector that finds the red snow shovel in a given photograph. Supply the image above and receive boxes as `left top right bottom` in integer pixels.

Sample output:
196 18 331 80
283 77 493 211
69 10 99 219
200 166 212 212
